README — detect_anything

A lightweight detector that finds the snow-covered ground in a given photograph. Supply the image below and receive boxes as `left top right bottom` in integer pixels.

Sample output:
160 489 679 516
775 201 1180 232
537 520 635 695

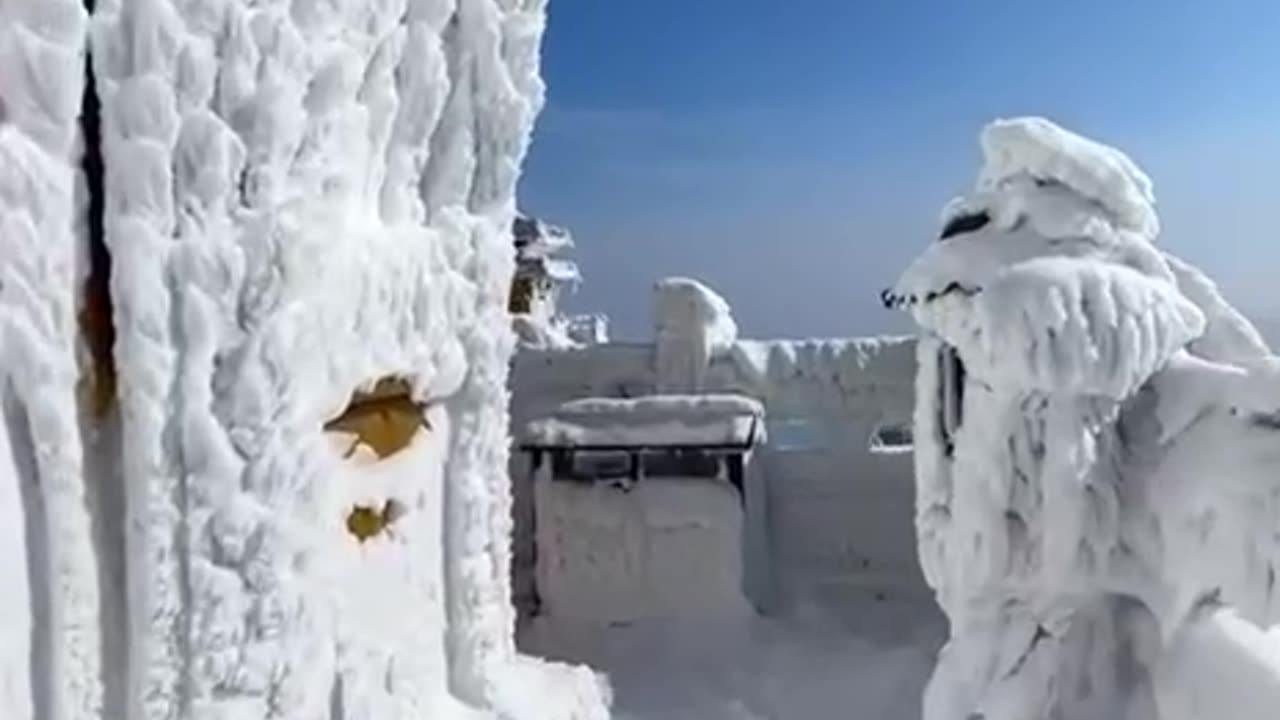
521 599 944 720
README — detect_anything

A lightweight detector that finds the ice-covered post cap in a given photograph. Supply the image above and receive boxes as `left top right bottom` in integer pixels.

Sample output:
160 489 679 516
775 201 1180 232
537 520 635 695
653 277 738 392
653 277 738 347
978 117 1159 240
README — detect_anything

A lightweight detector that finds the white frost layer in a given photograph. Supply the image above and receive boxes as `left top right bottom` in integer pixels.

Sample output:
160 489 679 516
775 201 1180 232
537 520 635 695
978 116 1158 238
565 313 609 346
0 390 36 720
324 411 480 718
963 257 1203 399
86 0 607 717
899 116 1280 720
522 606 941 720
508 335 923 621
0 1 102 717
1161 251 1272 363
514 214 574 254
653 277 738 392
513 314 580 351
534 476 751 625
523 394 765 447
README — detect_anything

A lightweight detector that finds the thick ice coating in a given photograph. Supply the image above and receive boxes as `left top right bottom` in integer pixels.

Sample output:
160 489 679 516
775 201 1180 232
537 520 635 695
0 0 609 718
892 117 1280 720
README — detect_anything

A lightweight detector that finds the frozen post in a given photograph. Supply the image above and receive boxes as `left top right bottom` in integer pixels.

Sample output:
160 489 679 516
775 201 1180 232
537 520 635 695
653 277 738 393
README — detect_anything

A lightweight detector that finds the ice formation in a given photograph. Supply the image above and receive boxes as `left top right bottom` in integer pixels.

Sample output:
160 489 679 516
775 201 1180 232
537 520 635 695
532 474 751 627
653 277 738 393
0 0 608 718
523 394 764 448
509 214 607 350
509 286 937 717
888 117 1280 719
0 2 103 718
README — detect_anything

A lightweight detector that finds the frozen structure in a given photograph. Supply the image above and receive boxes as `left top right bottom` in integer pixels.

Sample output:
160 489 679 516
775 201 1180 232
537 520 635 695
509 280 767 624
509 214 607 349
652 277 738 392
0 0 607 718
886 117 1280 719
511 276 926 622
508 276 940 717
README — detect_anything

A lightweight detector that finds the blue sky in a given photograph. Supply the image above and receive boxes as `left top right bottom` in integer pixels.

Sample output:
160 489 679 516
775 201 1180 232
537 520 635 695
519 0 1280 340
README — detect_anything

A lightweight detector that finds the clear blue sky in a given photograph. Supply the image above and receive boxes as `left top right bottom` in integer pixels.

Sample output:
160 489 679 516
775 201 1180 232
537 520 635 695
519 0 1280 341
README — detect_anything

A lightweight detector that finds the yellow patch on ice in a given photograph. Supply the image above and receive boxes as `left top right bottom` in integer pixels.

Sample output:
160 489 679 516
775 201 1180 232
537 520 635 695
325 377 430 460
345 499 409 543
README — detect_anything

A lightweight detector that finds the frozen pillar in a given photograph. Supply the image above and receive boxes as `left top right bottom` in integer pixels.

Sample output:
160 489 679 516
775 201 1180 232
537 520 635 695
81 0 607 717
653 277 738 392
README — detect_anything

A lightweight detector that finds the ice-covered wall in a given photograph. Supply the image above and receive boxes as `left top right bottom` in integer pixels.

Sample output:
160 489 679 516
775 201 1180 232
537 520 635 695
533 474 752 626
0 0 609 718
509 334 927 618
0 2 103 719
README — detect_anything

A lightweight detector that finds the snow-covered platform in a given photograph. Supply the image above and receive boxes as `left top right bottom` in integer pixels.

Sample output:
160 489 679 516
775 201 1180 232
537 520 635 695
522 394 765 450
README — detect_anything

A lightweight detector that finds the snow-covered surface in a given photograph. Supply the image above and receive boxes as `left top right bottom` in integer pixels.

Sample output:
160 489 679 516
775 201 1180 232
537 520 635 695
322 408 478 717
510 343 941 718
977 116 1159 239
523 394 764 447
0 0 609 717
514 214 574 254
510 214 603 351
513 313 608 351
542 257 583 283
521 598 944 720
0 1 104 718
513 313 579 350
893 116 1280 719
565 313 610 346
514 314 606 351
533 475 751 625
0 389 37 720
